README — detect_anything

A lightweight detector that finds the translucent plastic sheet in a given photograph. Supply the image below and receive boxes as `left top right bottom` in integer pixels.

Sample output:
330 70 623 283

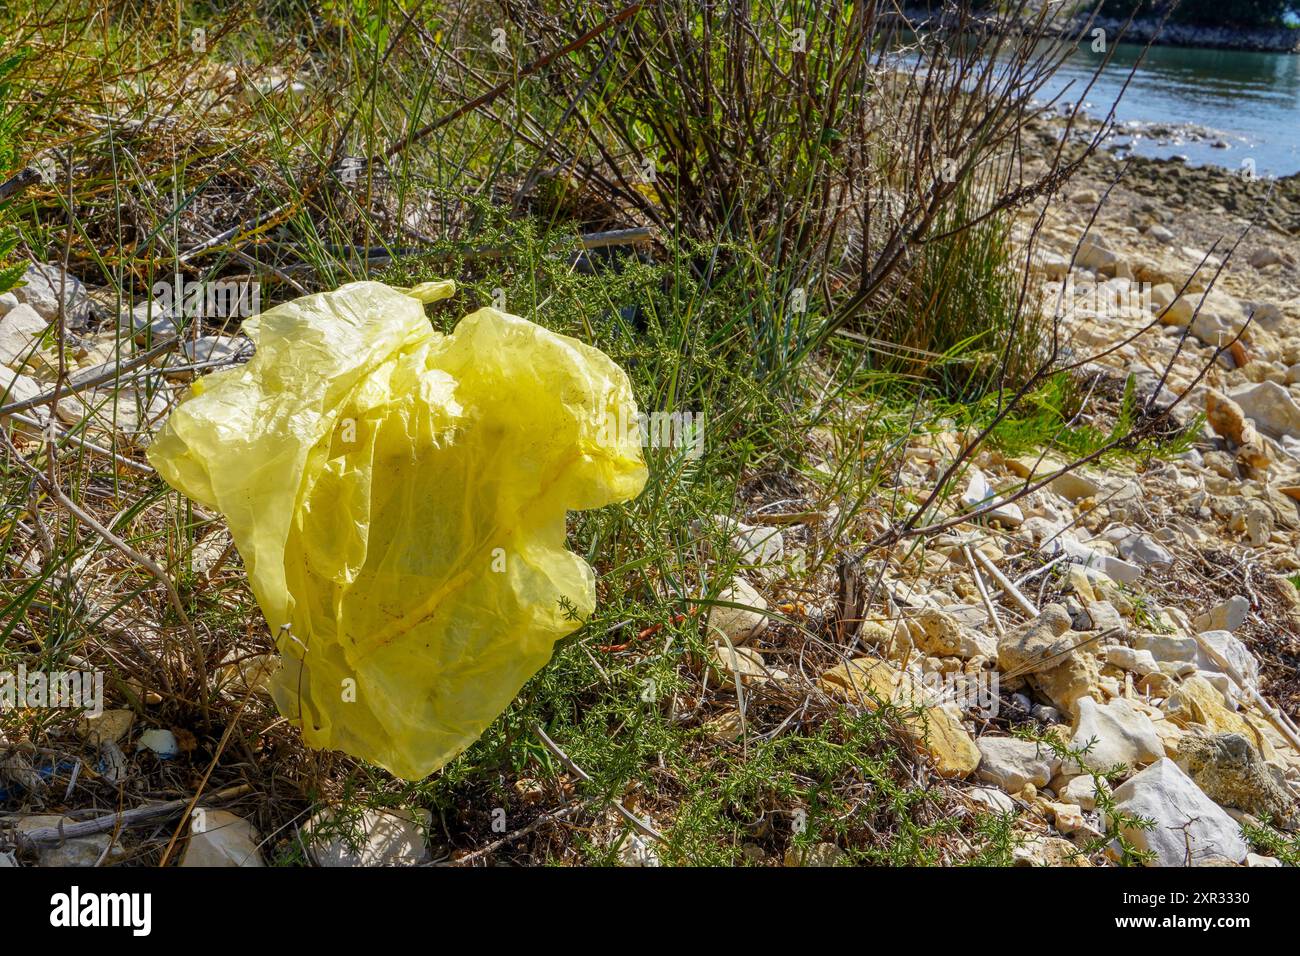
150 280 647 778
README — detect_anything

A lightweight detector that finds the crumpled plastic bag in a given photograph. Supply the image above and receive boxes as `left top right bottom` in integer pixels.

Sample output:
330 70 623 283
149 279 647 779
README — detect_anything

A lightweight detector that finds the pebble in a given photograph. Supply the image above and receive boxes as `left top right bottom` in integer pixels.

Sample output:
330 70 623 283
1048 801 1086 835
912 608 996 659
1108 528 1174 568
15 816 125 867
1193 595 1249 633
1107 759 1249 866
1066 697 1163 776
10 263 92 328
731 522 784 568
1058 536 1142 584
1031 703 1063 725
1230 380 1300 440
1085 600 1125 633
1102 645 1158 676
1174 731 1293 821
976 736 1060 792
1055 773 1111 810
0 303 48 367
304 808 431 867
707 643 768 689
964 467 1024 526
136 728 178 757
1246 853 1282 867
617 828 661 867
78 709 134 746
180 809 265 867
968 786 1017 814
705 577 768 645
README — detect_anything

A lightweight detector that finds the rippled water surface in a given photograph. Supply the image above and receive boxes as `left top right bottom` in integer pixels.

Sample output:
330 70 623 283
1041 41 1300 177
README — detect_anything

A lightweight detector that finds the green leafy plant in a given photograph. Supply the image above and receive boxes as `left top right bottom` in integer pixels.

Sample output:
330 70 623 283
1240 817 1300 865
1016 724 1157 866
938 371 1200 464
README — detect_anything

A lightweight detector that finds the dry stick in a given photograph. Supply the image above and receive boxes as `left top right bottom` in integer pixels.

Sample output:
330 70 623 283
962 543 1003 636
176 202 291 264
157 681 260 867
532 723 664 844
0 428 207 706
443 802 582 867
383 1 649 162
9 785 251 850
972 546 1039 618
0 336 180 416
9 412 152 475
1171 610 1300 754
0 165 40 203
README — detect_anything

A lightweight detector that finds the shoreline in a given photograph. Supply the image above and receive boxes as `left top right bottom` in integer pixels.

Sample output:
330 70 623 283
1038 110 1300 235
1017 106 1300 424
1082 15 1300 54
899 9 1300 54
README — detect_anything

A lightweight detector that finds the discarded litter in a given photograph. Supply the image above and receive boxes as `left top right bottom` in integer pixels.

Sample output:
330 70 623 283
149 279 647 778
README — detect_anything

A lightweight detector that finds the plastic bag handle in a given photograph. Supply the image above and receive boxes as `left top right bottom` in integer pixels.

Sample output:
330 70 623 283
401 279 457 304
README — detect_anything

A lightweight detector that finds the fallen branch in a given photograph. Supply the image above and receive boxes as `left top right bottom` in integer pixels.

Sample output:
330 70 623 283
7 784 251 850
441 802 581 867
1173 609 1300 754
8 411 152 476
962 543 1004 636
532 723 664 843
973 546 1039 618
0 166 40 203
0 336 180 416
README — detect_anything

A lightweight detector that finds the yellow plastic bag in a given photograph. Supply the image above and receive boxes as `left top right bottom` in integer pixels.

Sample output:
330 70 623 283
149 280 647 779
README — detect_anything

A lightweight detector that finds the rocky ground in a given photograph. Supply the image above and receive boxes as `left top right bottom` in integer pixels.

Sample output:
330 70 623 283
682 123 1300 866
628 129 1300 864
4 114 1300 865
829 120 1300 865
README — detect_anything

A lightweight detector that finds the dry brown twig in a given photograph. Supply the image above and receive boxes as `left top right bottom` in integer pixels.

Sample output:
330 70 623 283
7 784 252 851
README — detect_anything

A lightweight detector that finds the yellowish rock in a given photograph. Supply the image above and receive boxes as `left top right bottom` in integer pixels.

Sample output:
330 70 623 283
818 657 980 778
1012 832 1092 866
705 577 768 645
1205 391 1250 445
77 709 134 746
1047 801 1086 835
703 709 745 742
707 644 768 690
1068 565 1096 604
1164 675 1275 761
